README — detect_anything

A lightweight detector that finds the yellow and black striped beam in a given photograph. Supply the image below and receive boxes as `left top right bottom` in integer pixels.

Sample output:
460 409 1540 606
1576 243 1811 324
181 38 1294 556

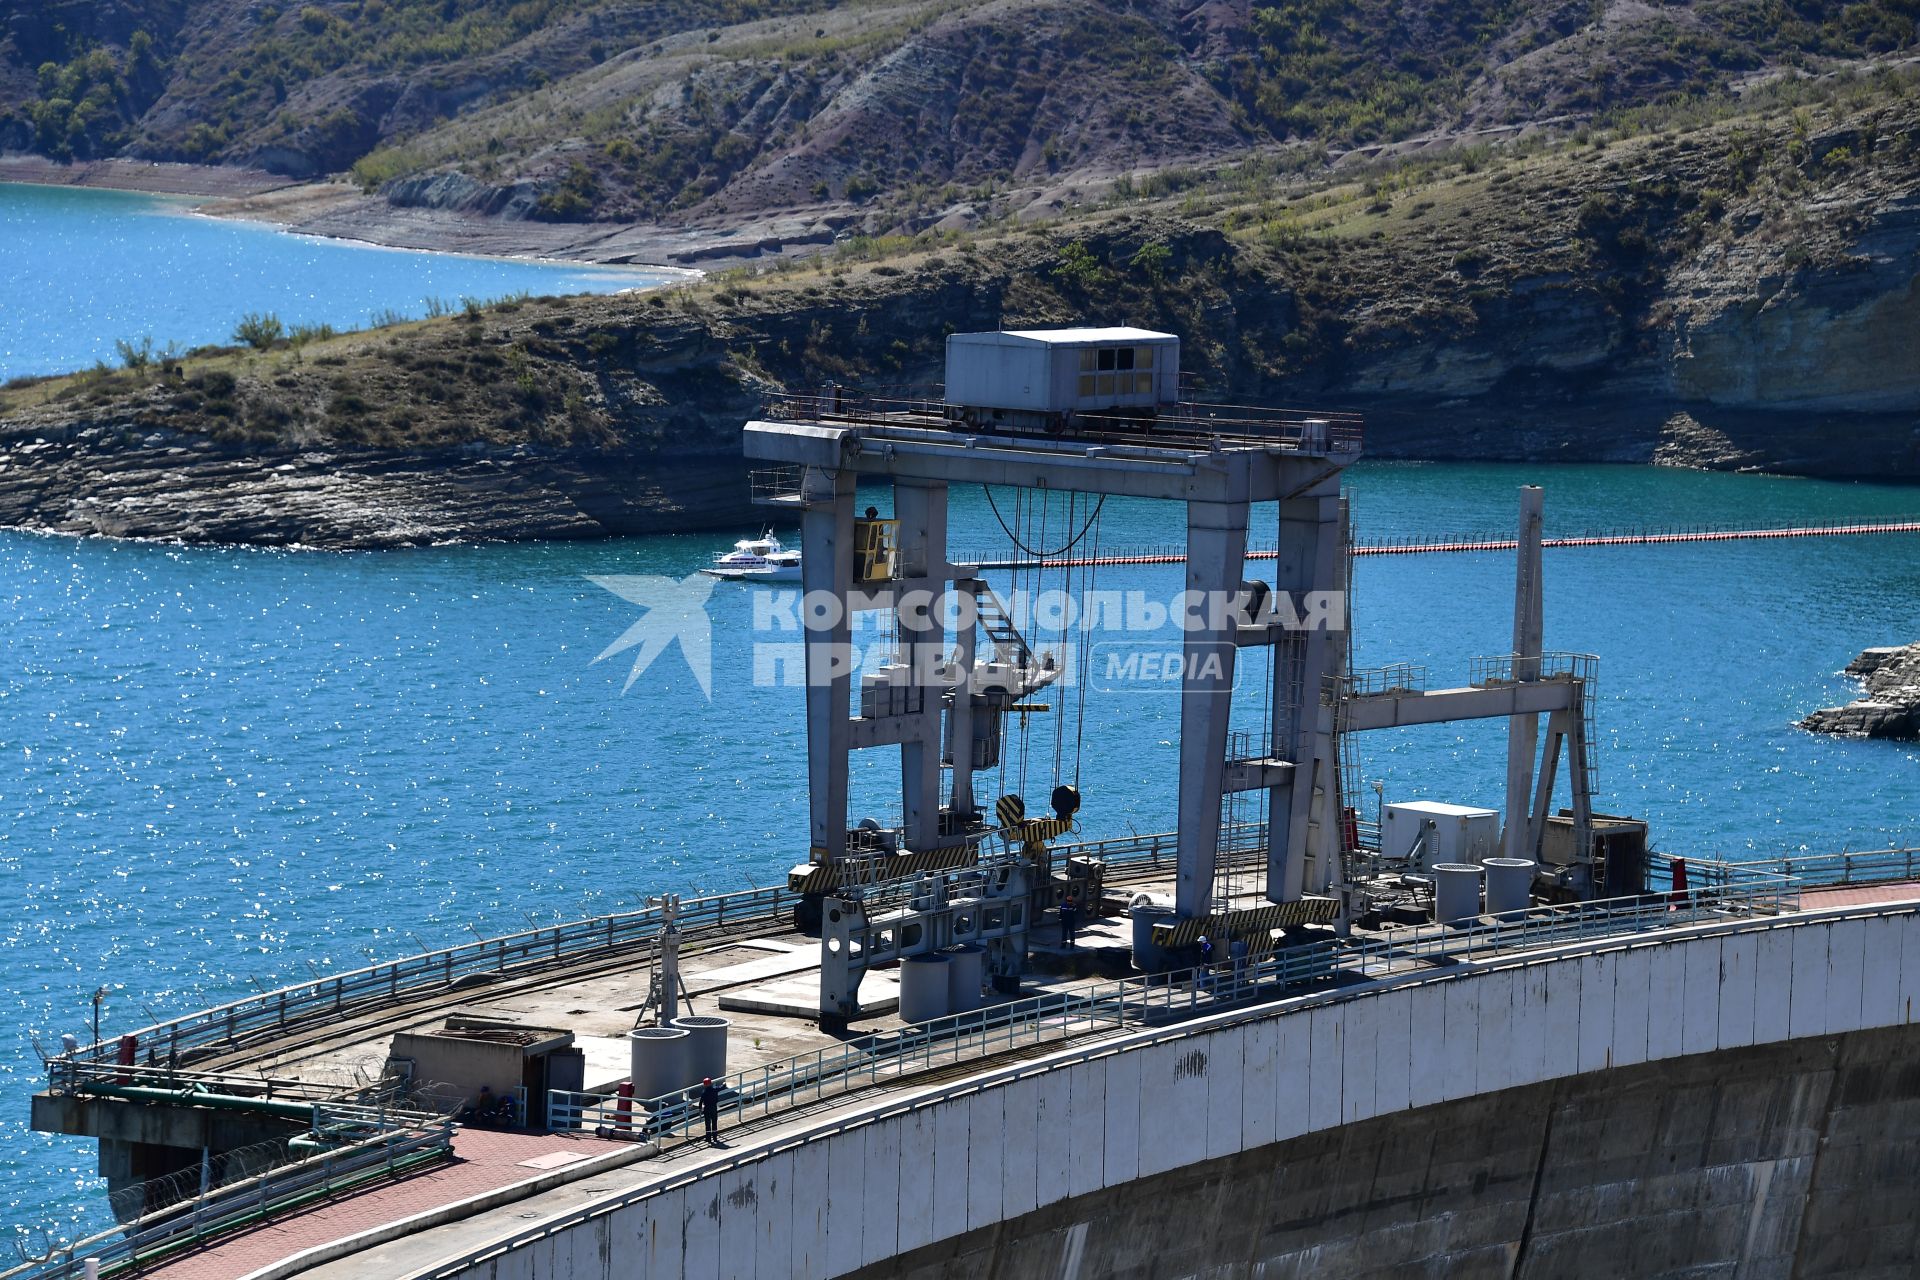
787 844 979 895
1152 898 1339 948
996 794 1076 856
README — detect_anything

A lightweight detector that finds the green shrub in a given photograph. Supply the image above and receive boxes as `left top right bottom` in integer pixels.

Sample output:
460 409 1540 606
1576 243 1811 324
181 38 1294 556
534 163 600 221
1052 240 1109 288
232 313 285 348
1129 240 1172 283
190 369 238 399
288 322 339 345
114 336 156 369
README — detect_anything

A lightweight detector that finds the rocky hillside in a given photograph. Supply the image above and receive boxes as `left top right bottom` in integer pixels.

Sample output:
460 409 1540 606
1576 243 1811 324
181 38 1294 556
2 78 1915 546
1 0 1915 232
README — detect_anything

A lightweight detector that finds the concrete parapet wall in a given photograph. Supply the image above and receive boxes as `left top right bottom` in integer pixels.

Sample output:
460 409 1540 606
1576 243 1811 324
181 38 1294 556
424 903 1920 1280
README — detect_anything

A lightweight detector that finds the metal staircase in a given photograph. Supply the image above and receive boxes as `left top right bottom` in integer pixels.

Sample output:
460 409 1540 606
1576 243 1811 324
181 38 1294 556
966 580 1034 667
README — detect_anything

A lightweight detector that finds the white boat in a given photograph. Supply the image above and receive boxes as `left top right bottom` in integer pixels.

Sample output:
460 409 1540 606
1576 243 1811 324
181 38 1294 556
701 532 803 582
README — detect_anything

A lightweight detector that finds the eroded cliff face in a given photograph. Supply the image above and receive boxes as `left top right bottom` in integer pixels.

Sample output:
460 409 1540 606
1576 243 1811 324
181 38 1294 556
0 310 778 548
1669 171 1920 406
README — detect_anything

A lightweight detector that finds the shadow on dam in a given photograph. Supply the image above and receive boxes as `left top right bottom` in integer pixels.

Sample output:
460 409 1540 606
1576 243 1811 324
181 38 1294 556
856 1023 1920 1280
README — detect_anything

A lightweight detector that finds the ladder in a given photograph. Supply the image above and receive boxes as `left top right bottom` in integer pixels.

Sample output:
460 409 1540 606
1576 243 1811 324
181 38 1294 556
969 580 1034 667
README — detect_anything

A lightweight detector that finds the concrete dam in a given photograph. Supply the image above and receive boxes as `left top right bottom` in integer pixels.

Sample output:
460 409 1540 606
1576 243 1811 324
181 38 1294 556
393 900 1919 1280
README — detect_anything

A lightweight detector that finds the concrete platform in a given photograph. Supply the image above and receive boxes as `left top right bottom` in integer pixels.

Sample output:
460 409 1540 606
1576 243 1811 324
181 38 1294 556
720 971 900 1019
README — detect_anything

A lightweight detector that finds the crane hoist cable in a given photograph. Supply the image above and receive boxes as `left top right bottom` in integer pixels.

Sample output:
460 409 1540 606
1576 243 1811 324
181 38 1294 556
1051 490 1074 786
1072 497 1102 788
983 485 1107 558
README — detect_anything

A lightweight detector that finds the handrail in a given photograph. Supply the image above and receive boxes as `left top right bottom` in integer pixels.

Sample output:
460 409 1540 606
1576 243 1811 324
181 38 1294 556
1653 847 1920 889
1 1119 454 1280
46 1059 363 1104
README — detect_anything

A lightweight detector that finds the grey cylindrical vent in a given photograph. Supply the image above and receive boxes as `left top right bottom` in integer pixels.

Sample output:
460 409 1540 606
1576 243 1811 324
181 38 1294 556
1130 903 1178 973
946 944 985 1013
1432 863 1484 925
628 1026 692 1102
1483 858 1536 918
669 1015 731 1085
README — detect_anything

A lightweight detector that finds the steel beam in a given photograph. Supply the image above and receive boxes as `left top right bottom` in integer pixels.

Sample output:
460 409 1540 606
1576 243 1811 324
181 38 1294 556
800 471 856 859
1504 486 1545 860
743 421 1348 504
1268 483 1344 903
1340 681 1584 732
1175 498 1249 917
893 480 949 850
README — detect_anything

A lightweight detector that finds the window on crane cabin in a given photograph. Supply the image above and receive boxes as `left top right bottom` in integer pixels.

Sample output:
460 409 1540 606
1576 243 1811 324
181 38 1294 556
1133 347 1156 395
1079 345 1158 399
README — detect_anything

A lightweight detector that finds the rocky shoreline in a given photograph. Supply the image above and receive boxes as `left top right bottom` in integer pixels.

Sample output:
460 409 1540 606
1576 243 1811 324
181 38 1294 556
1801 645 1920 741
0 427 753 549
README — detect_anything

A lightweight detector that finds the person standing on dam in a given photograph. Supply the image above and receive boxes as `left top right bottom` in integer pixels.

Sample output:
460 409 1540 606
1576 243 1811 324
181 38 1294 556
699 1077 721 1143
1059 896 1078 949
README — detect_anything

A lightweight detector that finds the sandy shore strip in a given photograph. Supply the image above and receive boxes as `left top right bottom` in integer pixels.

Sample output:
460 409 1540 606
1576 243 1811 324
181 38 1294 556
199 182 846 269
0 153 296 198
1 152 837 270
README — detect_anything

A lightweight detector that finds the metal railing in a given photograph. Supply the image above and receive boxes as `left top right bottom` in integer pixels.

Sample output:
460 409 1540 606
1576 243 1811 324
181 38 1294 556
547 878 1796 1147
1224 729 1273 763
52 884 803 1072
548 985 1136 1139
51 820 1880 1112
47 1058 369 1105
763 389 1362 456
1655 847 1920 889
1 1120 454 1280
1340 662 1429 698
1467 650 1598 687
747 465 805 504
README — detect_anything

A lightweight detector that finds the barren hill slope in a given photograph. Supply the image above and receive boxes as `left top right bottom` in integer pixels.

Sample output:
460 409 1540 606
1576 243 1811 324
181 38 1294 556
2 0 1914 230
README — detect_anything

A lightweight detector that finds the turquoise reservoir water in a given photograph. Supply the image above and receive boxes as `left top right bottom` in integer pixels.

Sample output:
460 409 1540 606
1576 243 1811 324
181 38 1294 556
3 463 1918 1234
0 182 678 381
